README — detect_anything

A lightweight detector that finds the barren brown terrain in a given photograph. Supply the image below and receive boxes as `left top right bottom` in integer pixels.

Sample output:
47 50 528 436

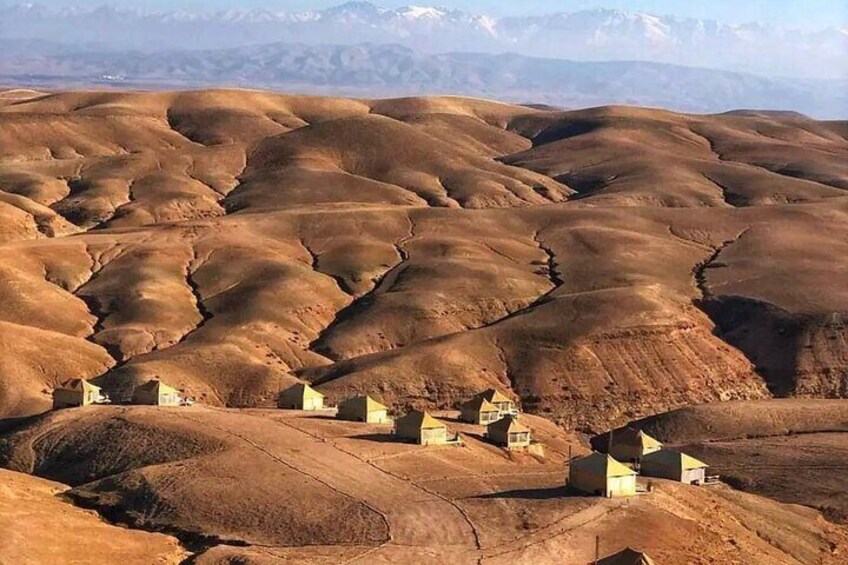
1 88 848 563
613 400 848 525
2 405 847 564
0 467 186 564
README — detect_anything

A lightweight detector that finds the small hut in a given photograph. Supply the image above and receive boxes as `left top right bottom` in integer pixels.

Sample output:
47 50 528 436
459 396 501 425
598 547 657 565
337 395 389 424
640 449 709 485
278 383 325 410
394 410 448 445
473 389 517 416
608 428 663 463
487 415 531 449
52 378 104 409
569 452 637 497
132 380 182 406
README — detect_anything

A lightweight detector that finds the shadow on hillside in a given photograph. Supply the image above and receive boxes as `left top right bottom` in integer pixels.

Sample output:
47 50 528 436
0 411 50 434
475 486 570 500
696 295 806 396
349 433 399 444
300 414 340 421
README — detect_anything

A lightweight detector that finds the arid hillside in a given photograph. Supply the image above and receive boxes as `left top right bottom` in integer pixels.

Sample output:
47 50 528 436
2 405 846 564
602 400 848 525
0 467 186 564
0 89 847 433
2 88 848 565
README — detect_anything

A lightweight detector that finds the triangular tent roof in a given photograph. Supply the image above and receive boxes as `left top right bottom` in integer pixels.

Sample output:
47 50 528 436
638 430 662 451
57 378 100 393
476 389 512 405
571 452 635 478
282 383 324 400
598 547 656 565
461 396 499 413
487 415 529 434
339 395 387 413
134 379 179 395
613 428 663 451
396 410 445 430
642 449 708 470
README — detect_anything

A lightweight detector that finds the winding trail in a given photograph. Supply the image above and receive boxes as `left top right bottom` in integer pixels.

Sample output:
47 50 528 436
180 408 483 560
280 416 483 552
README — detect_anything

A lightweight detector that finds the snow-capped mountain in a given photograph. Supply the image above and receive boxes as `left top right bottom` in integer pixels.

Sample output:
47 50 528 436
0 1 844 79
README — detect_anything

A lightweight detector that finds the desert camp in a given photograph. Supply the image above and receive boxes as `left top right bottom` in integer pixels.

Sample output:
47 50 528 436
131 379 183 406
569 452 638 498
278 383 325 411
51 379 107 409
487 414 531 449
459 396 501 425
597 547 657 565
606 428 663 463
337 395 389 423
640 450 709 485
1 7 848 559
473 389 517 417
394 410 451 445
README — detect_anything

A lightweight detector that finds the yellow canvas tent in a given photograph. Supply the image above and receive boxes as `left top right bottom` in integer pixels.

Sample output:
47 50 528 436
569 452 637 497
278 383 325 410
598 547 657 565
394 410 448 445
487 415 531 449
337 395 389 423
608 428 663 462
132 380 182 406
474 389 516 415
52 378 103 409
640 449 708 485
459 396 501 425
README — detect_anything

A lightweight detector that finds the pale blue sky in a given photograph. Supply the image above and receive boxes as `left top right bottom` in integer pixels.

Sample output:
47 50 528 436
19 1 848 28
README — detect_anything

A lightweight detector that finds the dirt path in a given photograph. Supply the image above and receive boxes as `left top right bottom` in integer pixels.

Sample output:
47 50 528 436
479 497 626 563
190 408 482 559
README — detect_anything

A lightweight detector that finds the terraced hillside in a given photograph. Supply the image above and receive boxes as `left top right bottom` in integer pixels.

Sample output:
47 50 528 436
0 89 847 433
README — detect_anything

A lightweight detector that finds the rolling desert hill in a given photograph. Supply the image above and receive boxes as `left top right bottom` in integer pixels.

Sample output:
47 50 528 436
0 89 846 432
2 88 848 563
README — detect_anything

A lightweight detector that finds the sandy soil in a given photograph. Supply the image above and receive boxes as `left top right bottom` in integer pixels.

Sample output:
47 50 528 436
0 468 186 565
3 405 847 564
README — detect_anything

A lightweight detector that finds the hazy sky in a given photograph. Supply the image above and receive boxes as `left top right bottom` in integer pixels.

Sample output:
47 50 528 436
16 1 848 28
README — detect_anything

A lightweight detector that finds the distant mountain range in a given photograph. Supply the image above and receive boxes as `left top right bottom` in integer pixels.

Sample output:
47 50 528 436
1 2 846 79
2 42 846 118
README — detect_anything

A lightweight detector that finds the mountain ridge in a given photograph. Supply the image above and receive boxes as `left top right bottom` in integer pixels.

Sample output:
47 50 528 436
2 42 846 118
1 1 845 79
